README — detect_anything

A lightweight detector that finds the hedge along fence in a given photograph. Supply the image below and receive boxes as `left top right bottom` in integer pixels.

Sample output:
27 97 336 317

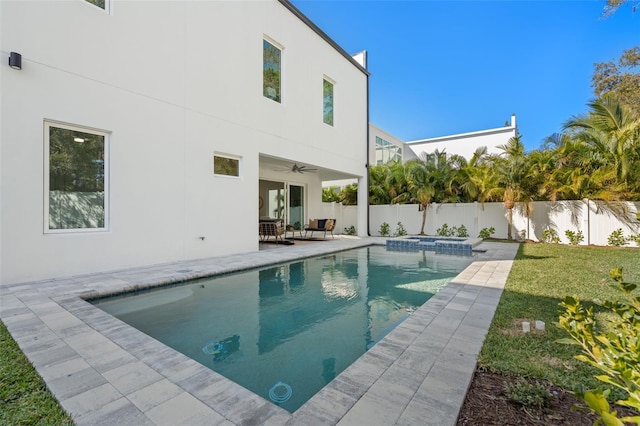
321 200 640 247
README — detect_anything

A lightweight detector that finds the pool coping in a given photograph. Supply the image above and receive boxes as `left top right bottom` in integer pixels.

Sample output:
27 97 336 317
0 237 519 425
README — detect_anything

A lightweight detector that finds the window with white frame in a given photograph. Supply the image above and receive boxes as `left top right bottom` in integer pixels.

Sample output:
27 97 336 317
214 154 241 177
323 78 334 126
45 121 109 232
375 136 402 164
263 39 282 103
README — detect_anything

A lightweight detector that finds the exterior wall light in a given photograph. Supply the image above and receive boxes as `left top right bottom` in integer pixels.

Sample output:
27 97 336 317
9 52 22 70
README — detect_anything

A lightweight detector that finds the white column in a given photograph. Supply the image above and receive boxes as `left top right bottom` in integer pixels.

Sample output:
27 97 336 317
357 175 368 237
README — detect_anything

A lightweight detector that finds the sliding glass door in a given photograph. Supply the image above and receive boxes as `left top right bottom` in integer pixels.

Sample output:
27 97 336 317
259 180 305 229
288 184 304 230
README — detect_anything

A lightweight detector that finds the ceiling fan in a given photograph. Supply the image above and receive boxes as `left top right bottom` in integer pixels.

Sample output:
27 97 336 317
290 163 317 174
274 163 317 174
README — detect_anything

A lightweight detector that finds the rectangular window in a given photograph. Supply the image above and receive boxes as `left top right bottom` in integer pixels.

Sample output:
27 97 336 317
214 154 240 177
323 78 334 126
375 136 402 164
45 122 109 232
263 39 282 103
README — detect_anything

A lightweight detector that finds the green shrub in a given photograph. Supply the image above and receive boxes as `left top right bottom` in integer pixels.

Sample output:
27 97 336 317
437 224 470 238
394 221 407 236
456 224 469 238
607 228 627 247
504 380 553 409
557 268 640 424
478 227 495 239
436 223 453 237
379 222 390 237
627 234 640 245
344 225 356 236
542 228 560 244
565 229 584 246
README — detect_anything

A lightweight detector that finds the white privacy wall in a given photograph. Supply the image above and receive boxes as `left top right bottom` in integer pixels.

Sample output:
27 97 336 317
0 0 367 284
332 201 640 246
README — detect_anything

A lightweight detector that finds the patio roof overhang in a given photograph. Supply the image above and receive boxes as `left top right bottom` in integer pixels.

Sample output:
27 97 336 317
259 154 359 182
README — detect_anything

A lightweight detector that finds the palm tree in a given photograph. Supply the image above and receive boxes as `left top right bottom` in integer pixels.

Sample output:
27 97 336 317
544 96 640 205
456 146 491 202
402 159 436 235
368 164 393 205
339 183 358 206
485 135 533 240
564 96 640 186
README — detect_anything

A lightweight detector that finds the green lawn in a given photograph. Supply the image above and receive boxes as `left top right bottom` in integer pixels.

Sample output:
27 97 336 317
479 243 640 394
0 320 74 425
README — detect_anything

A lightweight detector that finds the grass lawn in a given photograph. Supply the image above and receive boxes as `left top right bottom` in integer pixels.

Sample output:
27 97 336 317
0 320 74 425
479 242 640 394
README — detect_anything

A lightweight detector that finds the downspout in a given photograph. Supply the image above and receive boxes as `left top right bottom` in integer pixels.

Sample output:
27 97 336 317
366 68 371 236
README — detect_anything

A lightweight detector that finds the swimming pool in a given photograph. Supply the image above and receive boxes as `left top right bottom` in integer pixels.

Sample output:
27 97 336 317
92 245 474 412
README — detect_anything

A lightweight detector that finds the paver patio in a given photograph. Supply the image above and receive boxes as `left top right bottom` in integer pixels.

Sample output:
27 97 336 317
0 238 518 425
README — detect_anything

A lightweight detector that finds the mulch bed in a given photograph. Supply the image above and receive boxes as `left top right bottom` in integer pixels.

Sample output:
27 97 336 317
456 369 631 426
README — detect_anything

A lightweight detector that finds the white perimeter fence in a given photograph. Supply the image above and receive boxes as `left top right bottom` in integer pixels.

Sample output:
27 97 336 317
319 200 640 247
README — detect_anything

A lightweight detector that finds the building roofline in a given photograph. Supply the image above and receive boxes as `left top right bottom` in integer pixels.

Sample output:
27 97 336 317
406 124 516 145
369 123 405 143
277 0 370 76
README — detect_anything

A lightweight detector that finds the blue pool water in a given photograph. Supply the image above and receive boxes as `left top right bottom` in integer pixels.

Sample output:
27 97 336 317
92 245 474 412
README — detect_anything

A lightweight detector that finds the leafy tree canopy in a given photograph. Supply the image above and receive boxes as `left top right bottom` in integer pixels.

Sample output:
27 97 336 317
602 0 639 16
592 46 640 115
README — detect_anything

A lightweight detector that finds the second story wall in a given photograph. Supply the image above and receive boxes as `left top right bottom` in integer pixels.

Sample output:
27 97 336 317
1 0 368 284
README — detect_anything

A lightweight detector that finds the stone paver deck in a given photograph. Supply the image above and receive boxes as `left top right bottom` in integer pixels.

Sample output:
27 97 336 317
0 238 518 425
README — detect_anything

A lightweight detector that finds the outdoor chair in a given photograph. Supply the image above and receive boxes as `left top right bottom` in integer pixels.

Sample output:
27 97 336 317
304 219 336 239
259 221 285 243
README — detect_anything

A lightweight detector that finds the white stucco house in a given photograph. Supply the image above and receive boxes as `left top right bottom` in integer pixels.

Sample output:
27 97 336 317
406 114 518 160
0 0 369 285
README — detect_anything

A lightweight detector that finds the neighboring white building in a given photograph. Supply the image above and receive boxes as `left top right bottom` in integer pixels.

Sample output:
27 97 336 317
324 123 417 189
370 123 418 165
406 114 518 160
1 0 369 284
326 116 517 191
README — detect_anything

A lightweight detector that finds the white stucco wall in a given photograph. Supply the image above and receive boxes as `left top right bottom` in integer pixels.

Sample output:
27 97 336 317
407 115 518 160
1 0 367 284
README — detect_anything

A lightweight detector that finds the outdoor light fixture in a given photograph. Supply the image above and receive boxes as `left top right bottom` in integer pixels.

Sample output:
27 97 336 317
9 52 22 70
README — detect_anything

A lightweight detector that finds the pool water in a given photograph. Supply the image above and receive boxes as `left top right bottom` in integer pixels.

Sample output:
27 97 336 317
93 245 474 412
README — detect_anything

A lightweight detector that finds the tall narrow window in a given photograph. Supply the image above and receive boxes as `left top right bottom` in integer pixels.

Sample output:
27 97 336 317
45 122 109 232
323 78 334 126
263 40 282 103
214 154 241 177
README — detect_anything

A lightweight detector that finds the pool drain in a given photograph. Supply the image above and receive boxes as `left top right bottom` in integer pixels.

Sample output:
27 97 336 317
269 381 292 403
202 341 223 355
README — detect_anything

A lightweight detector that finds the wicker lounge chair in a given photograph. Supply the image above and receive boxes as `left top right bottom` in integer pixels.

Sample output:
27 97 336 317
259 221 285 243
304 219 336 239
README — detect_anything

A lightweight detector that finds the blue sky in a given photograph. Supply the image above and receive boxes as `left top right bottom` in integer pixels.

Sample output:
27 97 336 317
292 0 638 151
